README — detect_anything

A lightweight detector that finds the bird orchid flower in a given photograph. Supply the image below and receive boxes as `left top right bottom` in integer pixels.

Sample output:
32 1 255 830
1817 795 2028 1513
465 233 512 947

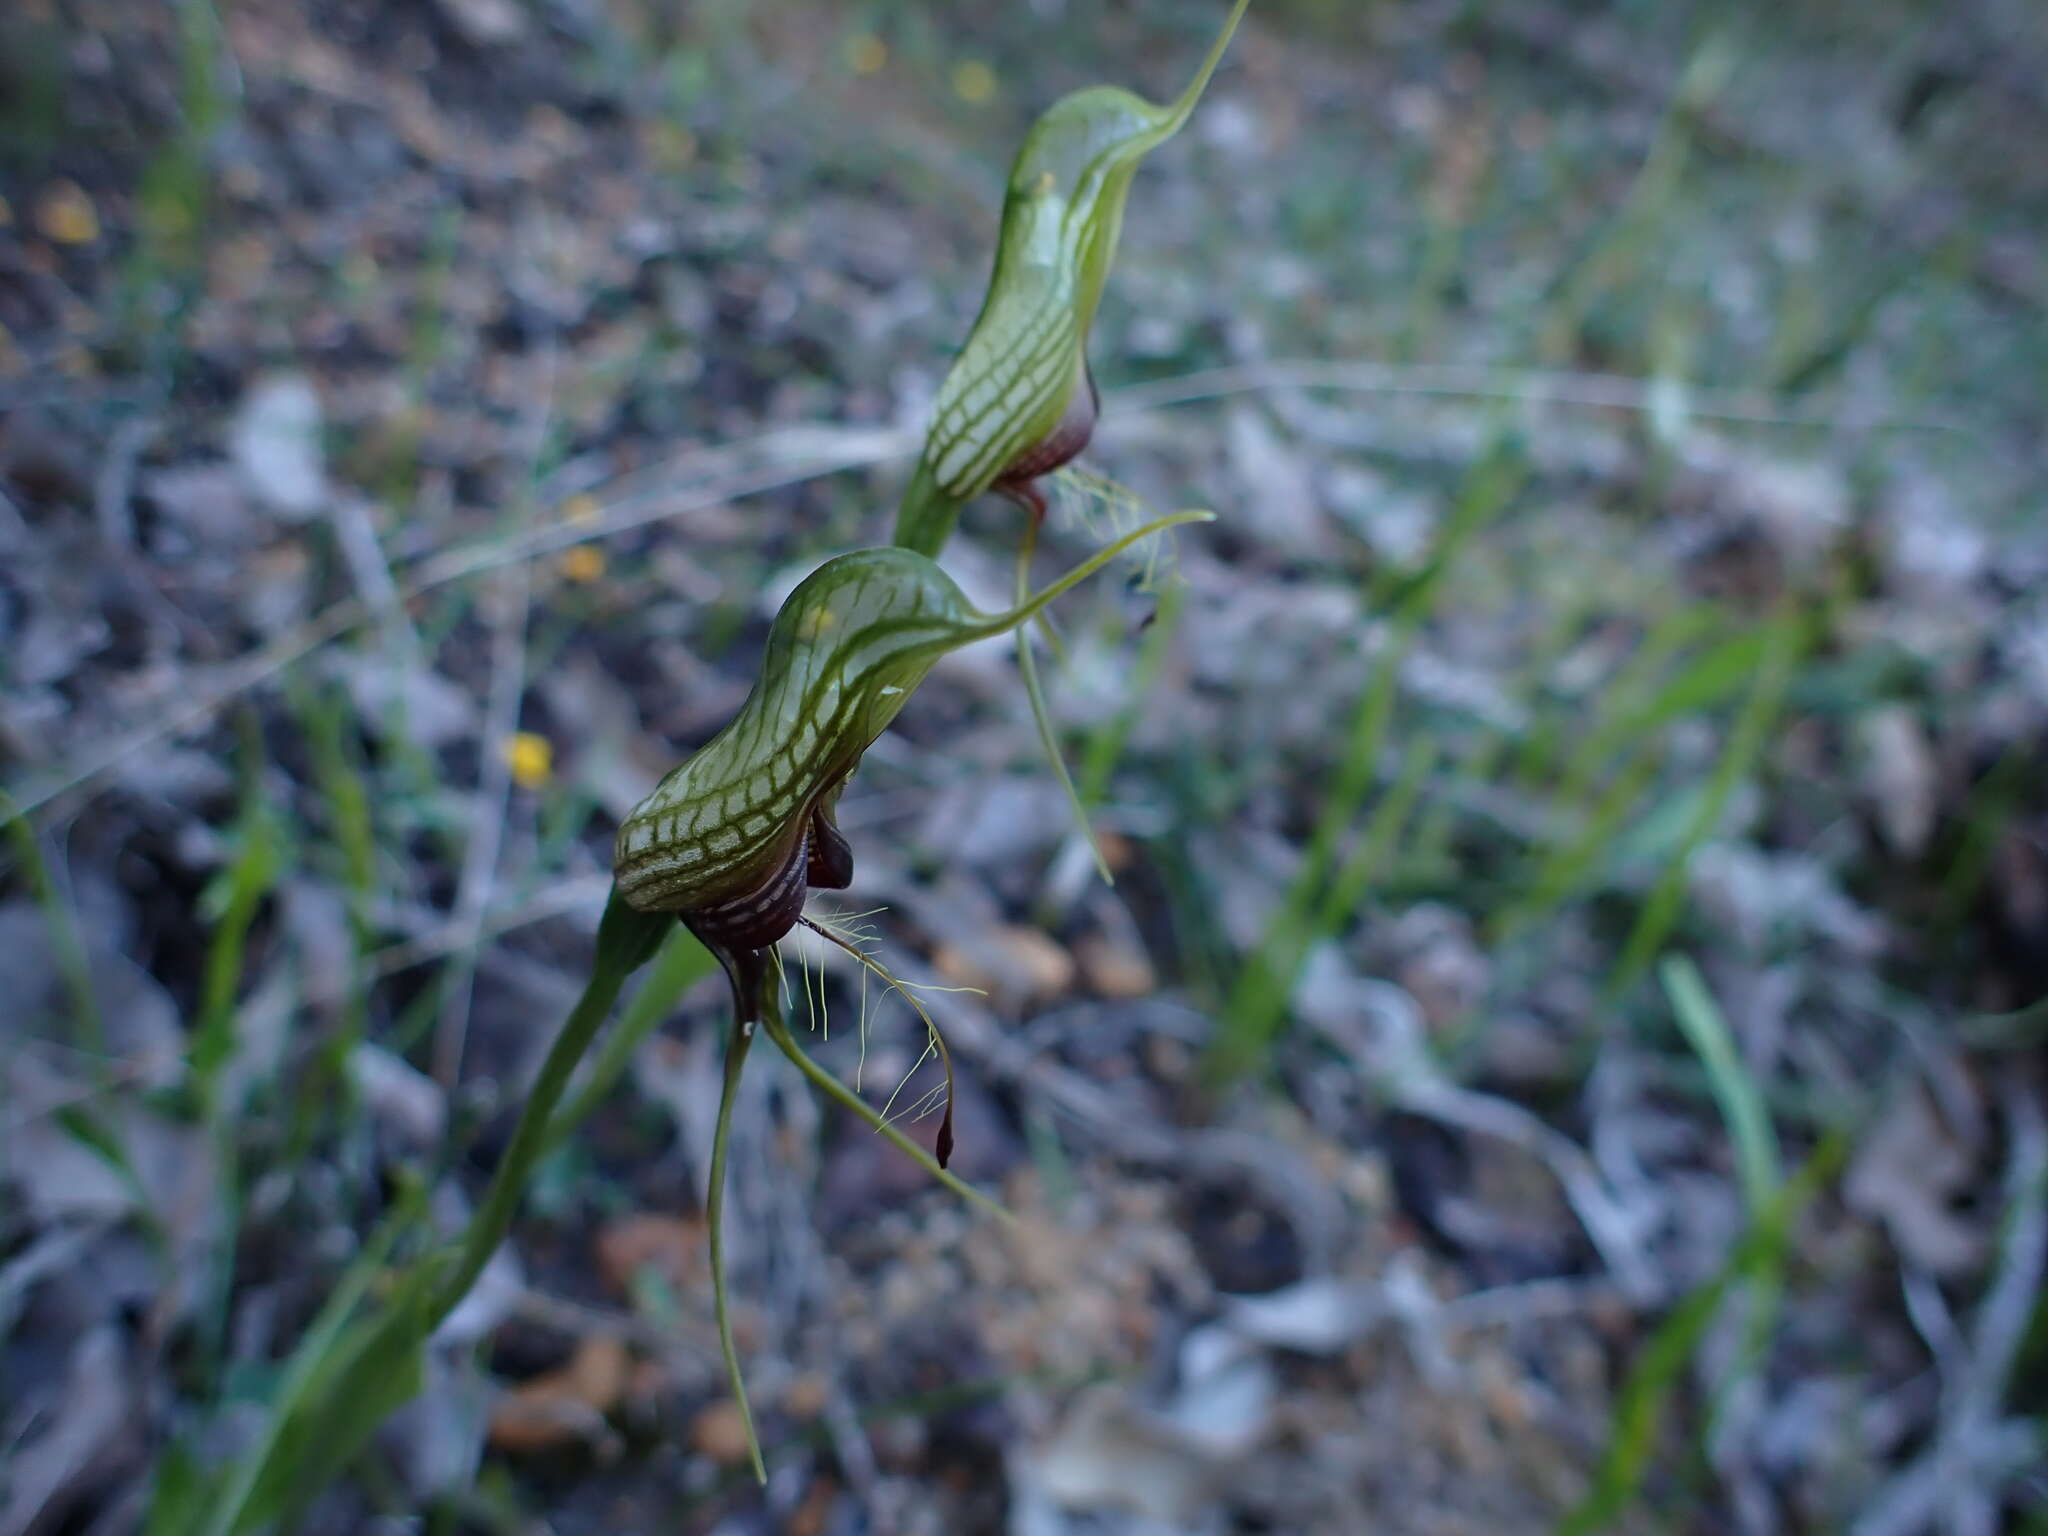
893 0 1249 554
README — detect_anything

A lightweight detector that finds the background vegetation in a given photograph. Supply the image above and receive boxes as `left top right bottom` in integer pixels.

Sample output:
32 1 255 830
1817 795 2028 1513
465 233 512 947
2 0 2044 1530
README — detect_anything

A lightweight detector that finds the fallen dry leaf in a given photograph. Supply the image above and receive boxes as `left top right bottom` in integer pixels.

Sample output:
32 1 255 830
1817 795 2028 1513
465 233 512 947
780 1371 831 1419
1019 1383 1223 1527
0 1326 137 1536
932 923 1075 1005
596 1213 704 1295
566 1333 632 1407
485 1335 631 1457
1855 705 1938 858
688 1399 756 1465
1075 931 1156 998
1847 1084 1986 1276
229 373 327 520
34 181 99 245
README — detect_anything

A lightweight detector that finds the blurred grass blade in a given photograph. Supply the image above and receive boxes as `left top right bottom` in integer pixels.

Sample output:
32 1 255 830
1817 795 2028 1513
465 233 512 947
1496 746 1666 941
1553 616 1762 807
1605 602 1804 1003
170 1176 430 1536
1313 735 1438 939
1014 514 1112 883
1 790 104 1051
1659 952 1788 1470
190 802 284 1109
1556 1130 1845 1536
198 892 671 1526
1660 956 1780 1215
1210 436 1526 1081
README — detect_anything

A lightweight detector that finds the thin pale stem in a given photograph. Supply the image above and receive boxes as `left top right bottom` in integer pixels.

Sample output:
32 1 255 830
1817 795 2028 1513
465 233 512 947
708 1014 766 1483
1012 506 1112 884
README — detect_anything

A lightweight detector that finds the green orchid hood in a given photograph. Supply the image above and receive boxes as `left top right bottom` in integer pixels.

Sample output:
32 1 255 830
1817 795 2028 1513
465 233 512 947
893 1 1247 556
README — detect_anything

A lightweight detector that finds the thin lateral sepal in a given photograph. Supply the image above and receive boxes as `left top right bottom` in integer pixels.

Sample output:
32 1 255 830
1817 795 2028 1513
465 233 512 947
1165 0 1251 131
707 1013 766 1483
984 510 1212 637
798 913 966 1167
758 994 1013 1227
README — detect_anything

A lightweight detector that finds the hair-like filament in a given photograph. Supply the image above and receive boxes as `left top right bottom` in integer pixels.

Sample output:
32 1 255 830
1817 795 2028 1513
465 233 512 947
794 913 970 1166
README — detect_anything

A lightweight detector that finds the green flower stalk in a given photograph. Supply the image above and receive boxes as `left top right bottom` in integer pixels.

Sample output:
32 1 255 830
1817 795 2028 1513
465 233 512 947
612 512 1207 1478
208 14 1239 1514
892 0 1249 556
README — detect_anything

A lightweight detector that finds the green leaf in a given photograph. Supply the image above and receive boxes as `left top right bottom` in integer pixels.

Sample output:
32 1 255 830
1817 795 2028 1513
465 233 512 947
1555 1131 1846 1536
231 1300 430 1533
594 881 675 975
893 1 1247 555
172 1176 432 1536
1661 955 1782 1218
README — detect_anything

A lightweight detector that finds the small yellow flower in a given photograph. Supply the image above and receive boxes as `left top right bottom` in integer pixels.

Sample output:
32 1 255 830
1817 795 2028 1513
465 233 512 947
505 732 554 789
645 121 697 171
952 60 997 105
340 249 378 293
562 493 603 524
558 545 606 583
35 180 99 245
845 34 887 75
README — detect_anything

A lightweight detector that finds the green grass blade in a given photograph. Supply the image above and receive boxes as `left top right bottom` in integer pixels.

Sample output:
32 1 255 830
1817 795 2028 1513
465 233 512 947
1312 734 1438 939
437 890 668 1315
180 1175 431 1536
191 804 283 1108
1495 744 1667 941
1605 603 1804 1003
1212 438 1525 1081
1658 952 1788 1477
1556 1131 1845 1536
1660 956 1780 1214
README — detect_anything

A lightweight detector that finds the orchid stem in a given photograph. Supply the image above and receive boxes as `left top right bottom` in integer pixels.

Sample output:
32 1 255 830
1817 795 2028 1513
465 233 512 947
707 1012 766 1483
436 932 638 1316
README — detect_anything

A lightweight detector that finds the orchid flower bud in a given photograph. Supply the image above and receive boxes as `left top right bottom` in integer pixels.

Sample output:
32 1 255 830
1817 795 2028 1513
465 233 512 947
613 514 1211 1022
893 0 1247 556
